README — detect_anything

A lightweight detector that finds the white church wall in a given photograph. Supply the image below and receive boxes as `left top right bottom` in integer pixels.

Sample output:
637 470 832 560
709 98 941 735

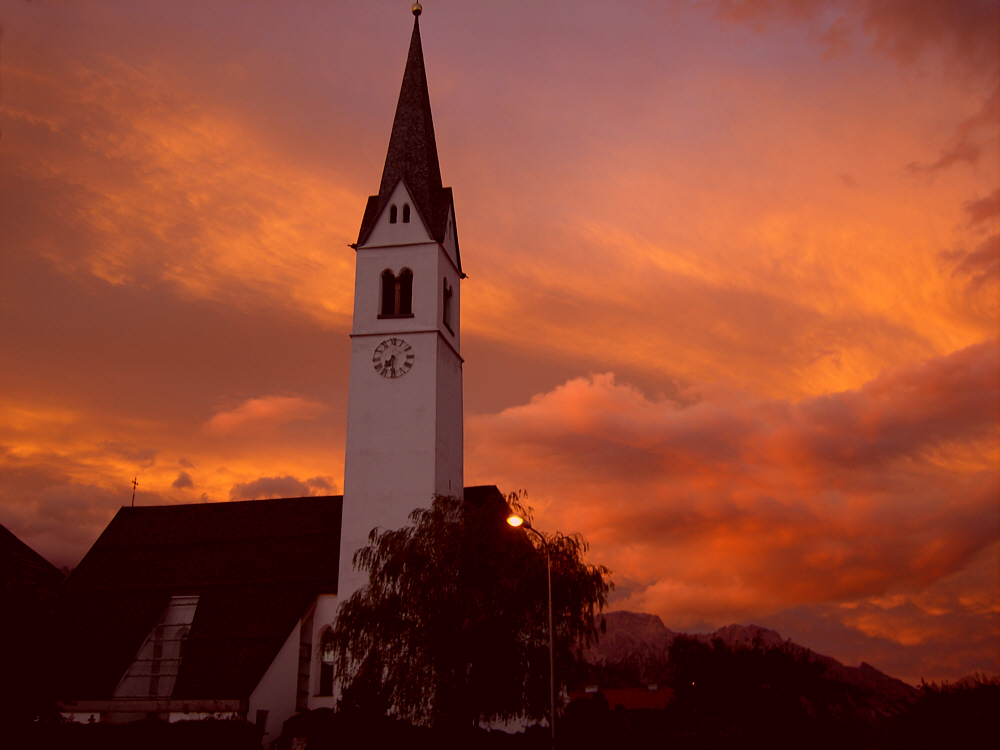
436 335 464 498
352 246 443 336
342 214 464 600
436 241 461 350
441 204 460 275
434 233 463 499
248 613 302 747
340 327 441 600
307 593 340 710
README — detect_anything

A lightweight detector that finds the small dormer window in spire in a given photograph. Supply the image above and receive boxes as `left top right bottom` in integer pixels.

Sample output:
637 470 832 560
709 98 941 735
402 203 411 223
389 205 398 223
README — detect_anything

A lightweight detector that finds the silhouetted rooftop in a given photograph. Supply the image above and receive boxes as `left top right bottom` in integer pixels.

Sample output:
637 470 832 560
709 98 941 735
56 486 504 700
55 496 343 700
0 522 63 588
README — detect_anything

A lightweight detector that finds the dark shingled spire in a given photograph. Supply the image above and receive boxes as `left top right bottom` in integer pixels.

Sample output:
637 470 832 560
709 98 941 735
356 13 456 254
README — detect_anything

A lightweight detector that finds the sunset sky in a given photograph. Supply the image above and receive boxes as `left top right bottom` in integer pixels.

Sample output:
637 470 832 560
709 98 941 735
2 0 997 685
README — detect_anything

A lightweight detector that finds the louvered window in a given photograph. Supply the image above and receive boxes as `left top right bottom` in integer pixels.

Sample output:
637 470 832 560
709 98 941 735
379 269 414 317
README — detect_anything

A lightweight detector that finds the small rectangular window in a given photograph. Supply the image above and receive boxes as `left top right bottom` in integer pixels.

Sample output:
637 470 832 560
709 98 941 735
319 662 334 696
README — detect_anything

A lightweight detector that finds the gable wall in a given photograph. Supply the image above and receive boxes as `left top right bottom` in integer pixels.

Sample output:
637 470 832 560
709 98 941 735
248 613 302 745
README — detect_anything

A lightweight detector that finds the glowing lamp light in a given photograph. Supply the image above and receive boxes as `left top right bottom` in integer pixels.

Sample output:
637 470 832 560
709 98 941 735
506 514 524 528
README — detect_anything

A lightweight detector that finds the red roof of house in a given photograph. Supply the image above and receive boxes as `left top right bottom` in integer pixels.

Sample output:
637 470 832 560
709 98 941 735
570 686 676 711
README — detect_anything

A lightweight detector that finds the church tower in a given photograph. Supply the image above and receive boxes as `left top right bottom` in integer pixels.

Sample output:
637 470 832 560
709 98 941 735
339 5 463 601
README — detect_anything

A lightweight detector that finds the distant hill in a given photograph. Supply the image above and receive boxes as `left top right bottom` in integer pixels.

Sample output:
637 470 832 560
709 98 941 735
589 611 832 668
572 615 998 747
580 611 920 723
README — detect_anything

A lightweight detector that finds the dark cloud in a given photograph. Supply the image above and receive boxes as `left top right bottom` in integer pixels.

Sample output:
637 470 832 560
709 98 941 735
942 234 1000 293
964 189 1000 225
714 0 1000 77
908 139 982 174
99 442 158 469
769 597 999 684
171 471 193 489
797 339 998 464
837 172 859 188
957 235 1000 290
911 84 997 176
861 0 1000 75
305 476 334 492
767 541 1000 683
228 474 335 502
0 457 161 567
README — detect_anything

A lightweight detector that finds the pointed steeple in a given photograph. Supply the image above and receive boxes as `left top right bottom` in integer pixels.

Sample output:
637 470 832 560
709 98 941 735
356 9 455 250
379 13 443 213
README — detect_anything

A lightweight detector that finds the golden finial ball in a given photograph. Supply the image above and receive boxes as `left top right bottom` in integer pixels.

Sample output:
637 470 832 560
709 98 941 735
412 3 422 16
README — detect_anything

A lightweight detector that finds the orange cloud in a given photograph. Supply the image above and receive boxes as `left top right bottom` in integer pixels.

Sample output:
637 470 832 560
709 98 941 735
467 339 999 640
204 396 327 436
4 40 358 327
229 474 334 502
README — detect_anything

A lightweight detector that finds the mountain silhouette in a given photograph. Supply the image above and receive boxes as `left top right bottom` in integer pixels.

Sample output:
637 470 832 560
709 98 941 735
579 611 921 727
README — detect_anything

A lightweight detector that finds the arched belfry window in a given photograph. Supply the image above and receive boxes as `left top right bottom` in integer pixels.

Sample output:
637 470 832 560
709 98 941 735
389 205 398 224
379 269 414 317
443 278 453 332
402 203 411 223
398 268 413 315
380 270 396 316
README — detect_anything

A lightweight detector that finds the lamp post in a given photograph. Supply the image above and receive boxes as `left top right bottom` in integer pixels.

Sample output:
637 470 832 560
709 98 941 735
507 513 555 749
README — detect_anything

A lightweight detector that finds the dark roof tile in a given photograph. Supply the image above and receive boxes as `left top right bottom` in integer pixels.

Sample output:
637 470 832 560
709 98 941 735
55 496 342 700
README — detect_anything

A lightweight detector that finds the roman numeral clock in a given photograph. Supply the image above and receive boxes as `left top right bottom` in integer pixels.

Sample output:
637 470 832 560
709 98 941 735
373 338 414 379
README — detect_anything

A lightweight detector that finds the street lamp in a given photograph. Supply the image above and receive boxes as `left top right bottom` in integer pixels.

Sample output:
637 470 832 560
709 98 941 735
507 513 556 749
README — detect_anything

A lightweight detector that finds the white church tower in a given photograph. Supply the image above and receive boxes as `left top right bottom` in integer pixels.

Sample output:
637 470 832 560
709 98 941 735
339 4 464 602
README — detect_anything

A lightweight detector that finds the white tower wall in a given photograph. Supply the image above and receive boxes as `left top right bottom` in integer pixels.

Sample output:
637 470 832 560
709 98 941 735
339 184 463 603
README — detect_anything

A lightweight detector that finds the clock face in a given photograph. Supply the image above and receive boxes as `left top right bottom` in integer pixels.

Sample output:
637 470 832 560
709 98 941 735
373 338 414 378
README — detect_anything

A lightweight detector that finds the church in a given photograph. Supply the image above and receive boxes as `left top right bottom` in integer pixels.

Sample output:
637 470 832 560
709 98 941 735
54 7 503 745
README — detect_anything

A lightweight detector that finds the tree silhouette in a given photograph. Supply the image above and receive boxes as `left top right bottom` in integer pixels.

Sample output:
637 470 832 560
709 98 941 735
324 492 612 729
